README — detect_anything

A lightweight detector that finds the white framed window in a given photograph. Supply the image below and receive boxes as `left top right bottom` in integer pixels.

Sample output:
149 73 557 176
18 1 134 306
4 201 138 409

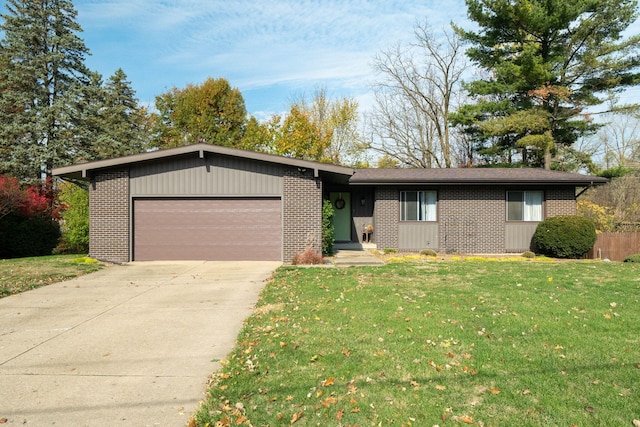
400 191 437 221
507 191 543 221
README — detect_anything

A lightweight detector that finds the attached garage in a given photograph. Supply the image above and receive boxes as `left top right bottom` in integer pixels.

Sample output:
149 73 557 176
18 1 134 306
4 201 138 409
52 144 354 263
133 198 282 261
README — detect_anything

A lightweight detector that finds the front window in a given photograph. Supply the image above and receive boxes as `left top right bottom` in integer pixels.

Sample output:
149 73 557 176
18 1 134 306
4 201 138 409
507 191 543 221
400 191 437 221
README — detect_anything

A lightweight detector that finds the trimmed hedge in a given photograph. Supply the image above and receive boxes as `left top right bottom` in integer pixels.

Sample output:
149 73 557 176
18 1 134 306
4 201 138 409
0 214 60 259
322 200 335 256
623 254 640 263
533 215 596 259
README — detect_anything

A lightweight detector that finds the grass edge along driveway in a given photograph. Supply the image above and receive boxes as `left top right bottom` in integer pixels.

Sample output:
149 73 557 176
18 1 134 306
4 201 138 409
193 260 640 427
0 255 103 298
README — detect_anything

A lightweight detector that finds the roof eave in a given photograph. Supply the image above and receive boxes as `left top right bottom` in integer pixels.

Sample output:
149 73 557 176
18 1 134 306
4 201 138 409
349 179 607 186
52 143 355 179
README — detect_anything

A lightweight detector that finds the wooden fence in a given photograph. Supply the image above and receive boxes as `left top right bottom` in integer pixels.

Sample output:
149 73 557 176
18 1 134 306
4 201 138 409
586 232 640 261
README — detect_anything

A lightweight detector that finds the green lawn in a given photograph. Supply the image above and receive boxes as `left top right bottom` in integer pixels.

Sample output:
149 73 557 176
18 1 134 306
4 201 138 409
194 260 640 427
0 255 103 298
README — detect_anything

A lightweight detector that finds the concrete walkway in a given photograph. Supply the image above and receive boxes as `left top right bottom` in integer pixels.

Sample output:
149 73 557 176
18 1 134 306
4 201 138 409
0 261 280 426
333 244 385 267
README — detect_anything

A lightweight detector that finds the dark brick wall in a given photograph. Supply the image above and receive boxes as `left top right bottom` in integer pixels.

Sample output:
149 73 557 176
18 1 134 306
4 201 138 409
439 186 505 253
373 185 578 254
283 170 322 262
546 187 577 216
89 170 129 263
374 186 399 249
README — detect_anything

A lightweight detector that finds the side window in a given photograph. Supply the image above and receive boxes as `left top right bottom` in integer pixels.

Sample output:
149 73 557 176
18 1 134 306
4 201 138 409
400 191 437 221
507 191 543 221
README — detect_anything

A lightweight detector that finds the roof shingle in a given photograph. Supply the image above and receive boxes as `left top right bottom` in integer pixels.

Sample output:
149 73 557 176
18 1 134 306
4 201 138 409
350 168 607 185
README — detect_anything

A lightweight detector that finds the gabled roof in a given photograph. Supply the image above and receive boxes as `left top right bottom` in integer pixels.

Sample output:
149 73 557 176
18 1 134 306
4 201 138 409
53 143 607 187
52 143 355 180
350 168 608 186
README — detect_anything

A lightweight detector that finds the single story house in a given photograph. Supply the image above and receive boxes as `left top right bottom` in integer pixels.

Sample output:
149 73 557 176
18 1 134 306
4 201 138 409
53 143 607 263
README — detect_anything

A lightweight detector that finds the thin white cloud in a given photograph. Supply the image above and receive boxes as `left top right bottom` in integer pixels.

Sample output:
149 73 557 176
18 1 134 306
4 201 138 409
74 0 472 113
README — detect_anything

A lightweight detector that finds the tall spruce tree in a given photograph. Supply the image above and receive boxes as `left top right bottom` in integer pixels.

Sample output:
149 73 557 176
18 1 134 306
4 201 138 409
455 0 640 170
0 0 91 181
98 68 148 159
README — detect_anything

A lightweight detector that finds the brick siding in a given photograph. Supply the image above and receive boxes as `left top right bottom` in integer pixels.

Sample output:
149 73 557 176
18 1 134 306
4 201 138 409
374 185 578 254
282 170 322 262
439 186 505 253
545 187 577 216
374 186 399 249
89 170 129 263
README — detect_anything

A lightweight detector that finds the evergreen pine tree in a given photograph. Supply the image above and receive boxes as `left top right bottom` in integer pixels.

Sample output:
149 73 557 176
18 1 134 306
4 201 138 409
455 0 640 170
0 0 91 181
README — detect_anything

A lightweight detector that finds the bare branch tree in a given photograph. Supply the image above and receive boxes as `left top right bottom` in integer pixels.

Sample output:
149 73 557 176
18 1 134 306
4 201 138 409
368 21 467 168
598 108 640 169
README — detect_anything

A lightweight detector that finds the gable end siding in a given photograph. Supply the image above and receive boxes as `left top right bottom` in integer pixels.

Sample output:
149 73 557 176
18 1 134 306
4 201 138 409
283 170 323 262
90 170 130 263
129 155 284 196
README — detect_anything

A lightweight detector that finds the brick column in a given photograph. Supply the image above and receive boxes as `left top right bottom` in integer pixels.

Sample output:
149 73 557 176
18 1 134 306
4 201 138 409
89 170 129 263
282 170 322 262
374 186 399 250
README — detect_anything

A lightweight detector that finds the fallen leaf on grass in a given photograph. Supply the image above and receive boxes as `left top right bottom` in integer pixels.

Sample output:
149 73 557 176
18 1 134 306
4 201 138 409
336 408 345 420
322 397 338 408
322 377 335 387
435 384 446 391
290 410 304 424
488 387 501 394
632 419 640 427
453 415 474 424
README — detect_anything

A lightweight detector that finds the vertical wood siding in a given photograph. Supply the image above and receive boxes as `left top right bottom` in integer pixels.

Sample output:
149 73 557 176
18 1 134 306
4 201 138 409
130 155 284 196
398 223 439 250
504 222 538 252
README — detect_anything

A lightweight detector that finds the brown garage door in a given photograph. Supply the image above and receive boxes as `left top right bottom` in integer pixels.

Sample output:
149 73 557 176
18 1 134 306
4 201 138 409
133 198 282 261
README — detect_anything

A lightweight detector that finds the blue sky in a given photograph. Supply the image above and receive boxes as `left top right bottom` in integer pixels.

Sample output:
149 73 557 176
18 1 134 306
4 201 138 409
70 0 471 118
2 1 639 119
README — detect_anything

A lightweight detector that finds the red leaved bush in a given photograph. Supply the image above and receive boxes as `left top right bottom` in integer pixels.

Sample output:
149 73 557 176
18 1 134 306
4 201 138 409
0 175 62 259
0 175 60 220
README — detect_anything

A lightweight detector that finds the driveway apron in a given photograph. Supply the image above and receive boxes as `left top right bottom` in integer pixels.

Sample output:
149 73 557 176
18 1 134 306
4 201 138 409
0 261 280 426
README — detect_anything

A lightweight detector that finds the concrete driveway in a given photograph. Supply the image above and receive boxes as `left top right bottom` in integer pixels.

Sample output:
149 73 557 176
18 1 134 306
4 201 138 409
0 261 280 426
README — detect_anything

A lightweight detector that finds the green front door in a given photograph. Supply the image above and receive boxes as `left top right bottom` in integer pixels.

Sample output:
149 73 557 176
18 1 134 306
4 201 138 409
330 192 351 241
